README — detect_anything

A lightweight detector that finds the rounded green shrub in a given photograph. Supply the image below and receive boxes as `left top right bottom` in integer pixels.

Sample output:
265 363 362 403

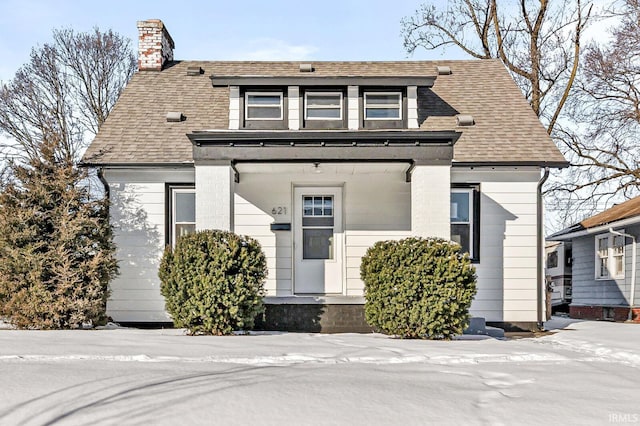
361 237 477 339
159 229 267 335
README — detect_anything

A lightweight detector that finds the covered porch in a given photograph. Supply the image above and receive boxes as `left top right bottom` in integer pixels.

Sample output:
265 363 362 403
189 130 458 300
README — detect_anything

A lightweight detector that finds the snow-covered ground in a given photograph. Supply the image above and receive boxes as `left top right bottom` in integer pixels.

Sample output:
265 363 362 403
0 318 638 425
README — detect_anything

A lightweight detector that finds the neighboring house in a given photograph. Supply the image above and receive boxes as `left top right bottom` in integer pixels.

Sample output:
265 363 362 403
82 19 568 332
549 196 640 321
545 241 573 307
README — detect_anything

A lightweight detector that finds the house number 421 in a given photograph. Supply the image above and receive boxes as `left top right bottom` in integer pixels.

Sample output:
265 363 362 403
271 207 287 215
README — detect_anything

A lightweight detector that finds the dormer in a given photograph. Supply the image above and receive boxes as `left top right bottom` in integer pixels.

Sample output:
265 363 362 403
211 74 435 131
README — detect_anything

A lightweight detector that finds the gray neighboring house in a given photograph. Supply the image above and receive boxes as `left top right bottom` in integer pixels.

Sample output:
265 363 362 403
549 196 640 321
82 19 568 332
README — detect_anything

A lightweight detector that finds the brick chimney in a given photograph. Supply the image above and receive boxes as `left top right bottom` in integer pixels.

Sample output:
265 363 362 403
137 19 175 71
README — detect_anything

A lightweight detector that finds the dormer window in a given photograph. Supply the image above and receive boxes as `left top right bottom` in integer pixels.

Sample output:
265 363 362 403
364 92 402 120
245 92 283 120
305 92 342 120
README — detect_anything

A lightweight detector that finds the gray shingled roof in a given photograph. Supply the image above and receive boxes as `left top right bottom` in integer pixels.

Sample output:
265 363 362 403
82 59 566 166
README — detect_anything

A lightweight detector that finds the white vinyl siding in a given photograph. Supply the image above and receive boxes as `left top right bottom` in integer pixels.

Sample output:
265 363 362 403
452 168 540 323
103 168 194 323
104 165 546 325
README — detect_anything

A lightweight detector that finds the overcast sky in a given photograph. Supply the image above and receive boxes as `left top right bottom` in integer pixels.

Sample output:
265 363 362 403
0 0 472 81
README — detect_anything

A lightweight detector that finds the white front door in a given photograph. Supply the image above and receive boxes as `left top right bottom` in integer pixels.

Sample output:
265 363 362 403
293 187 343 294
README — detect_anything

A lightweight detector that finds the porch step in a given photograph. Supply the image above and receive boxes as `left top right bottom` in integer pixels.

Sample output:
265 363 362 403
254 303 373 333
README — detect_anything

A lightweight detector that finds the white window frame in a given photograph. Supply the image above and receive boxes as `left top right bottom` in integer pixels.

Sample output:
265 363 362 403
595 232 625 280
450 188 474 258
364 91 402 120
170 187 196 248
245 91 283 121
304 92 343 121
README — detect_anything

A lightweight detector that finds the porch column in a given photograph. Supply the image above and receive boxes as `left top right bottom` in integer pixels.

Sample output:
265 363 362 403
195 162 234 231
411 164 451 239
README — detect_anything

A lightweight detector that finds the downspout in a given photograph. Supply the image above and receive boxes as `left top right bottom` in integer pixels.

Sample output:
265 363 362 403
537 167 550 330
608 228 637 322
97 168 110 199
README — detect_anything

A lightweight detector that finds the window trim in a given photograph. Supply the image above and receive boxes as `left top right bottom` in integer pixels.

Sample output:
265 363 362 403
304 91 343 121
245 91 283 121
451 184 480 262
165 183 196 247
363 91 402 120
595 232 625 280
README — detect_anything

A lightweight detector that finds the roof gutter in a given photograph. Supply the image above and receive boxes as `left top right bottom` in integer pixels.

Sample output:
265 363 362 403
549 215 640 241
453 160 570 169
78 162 195 169
537 167 550 330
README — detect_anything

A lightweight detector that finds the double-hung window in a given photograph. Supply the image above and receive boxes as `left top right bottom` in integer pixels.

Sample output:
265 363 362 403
305 92 342 120
364 92 402 120
450 186 480 261
245 92 283 120
168 186 196 247
595 233 625 279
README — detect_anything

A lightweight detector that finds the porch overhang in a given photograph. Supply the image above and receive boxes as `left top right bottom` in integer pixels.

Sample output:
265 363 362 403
188 130 459 164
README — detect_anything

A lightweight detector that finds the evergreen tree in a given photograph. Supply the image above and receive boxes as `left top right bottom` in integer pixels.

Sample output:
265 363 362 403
0 135 117 329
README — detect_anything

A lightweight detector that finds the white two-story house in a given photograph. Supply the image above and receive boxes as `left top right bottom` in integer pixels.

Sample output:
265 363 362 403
82 19 568 332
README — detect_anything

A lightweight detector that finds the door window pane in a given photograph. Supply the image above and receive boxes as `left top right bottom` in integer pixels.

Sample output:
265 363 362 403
303 228 333 260
303 196 333 216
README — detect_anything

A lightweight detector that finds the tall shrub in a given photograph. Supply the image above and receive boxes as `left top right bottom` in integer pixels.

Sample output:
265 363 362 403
361 237 477 339
159 230 267 335
0 140 118 329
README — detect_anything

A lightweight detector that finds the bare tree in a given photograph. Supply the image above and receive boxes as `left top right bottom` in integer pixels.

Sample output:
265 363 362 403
0 27 135 166
402 0 593 134
548 0 640 223
402 1 640 229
